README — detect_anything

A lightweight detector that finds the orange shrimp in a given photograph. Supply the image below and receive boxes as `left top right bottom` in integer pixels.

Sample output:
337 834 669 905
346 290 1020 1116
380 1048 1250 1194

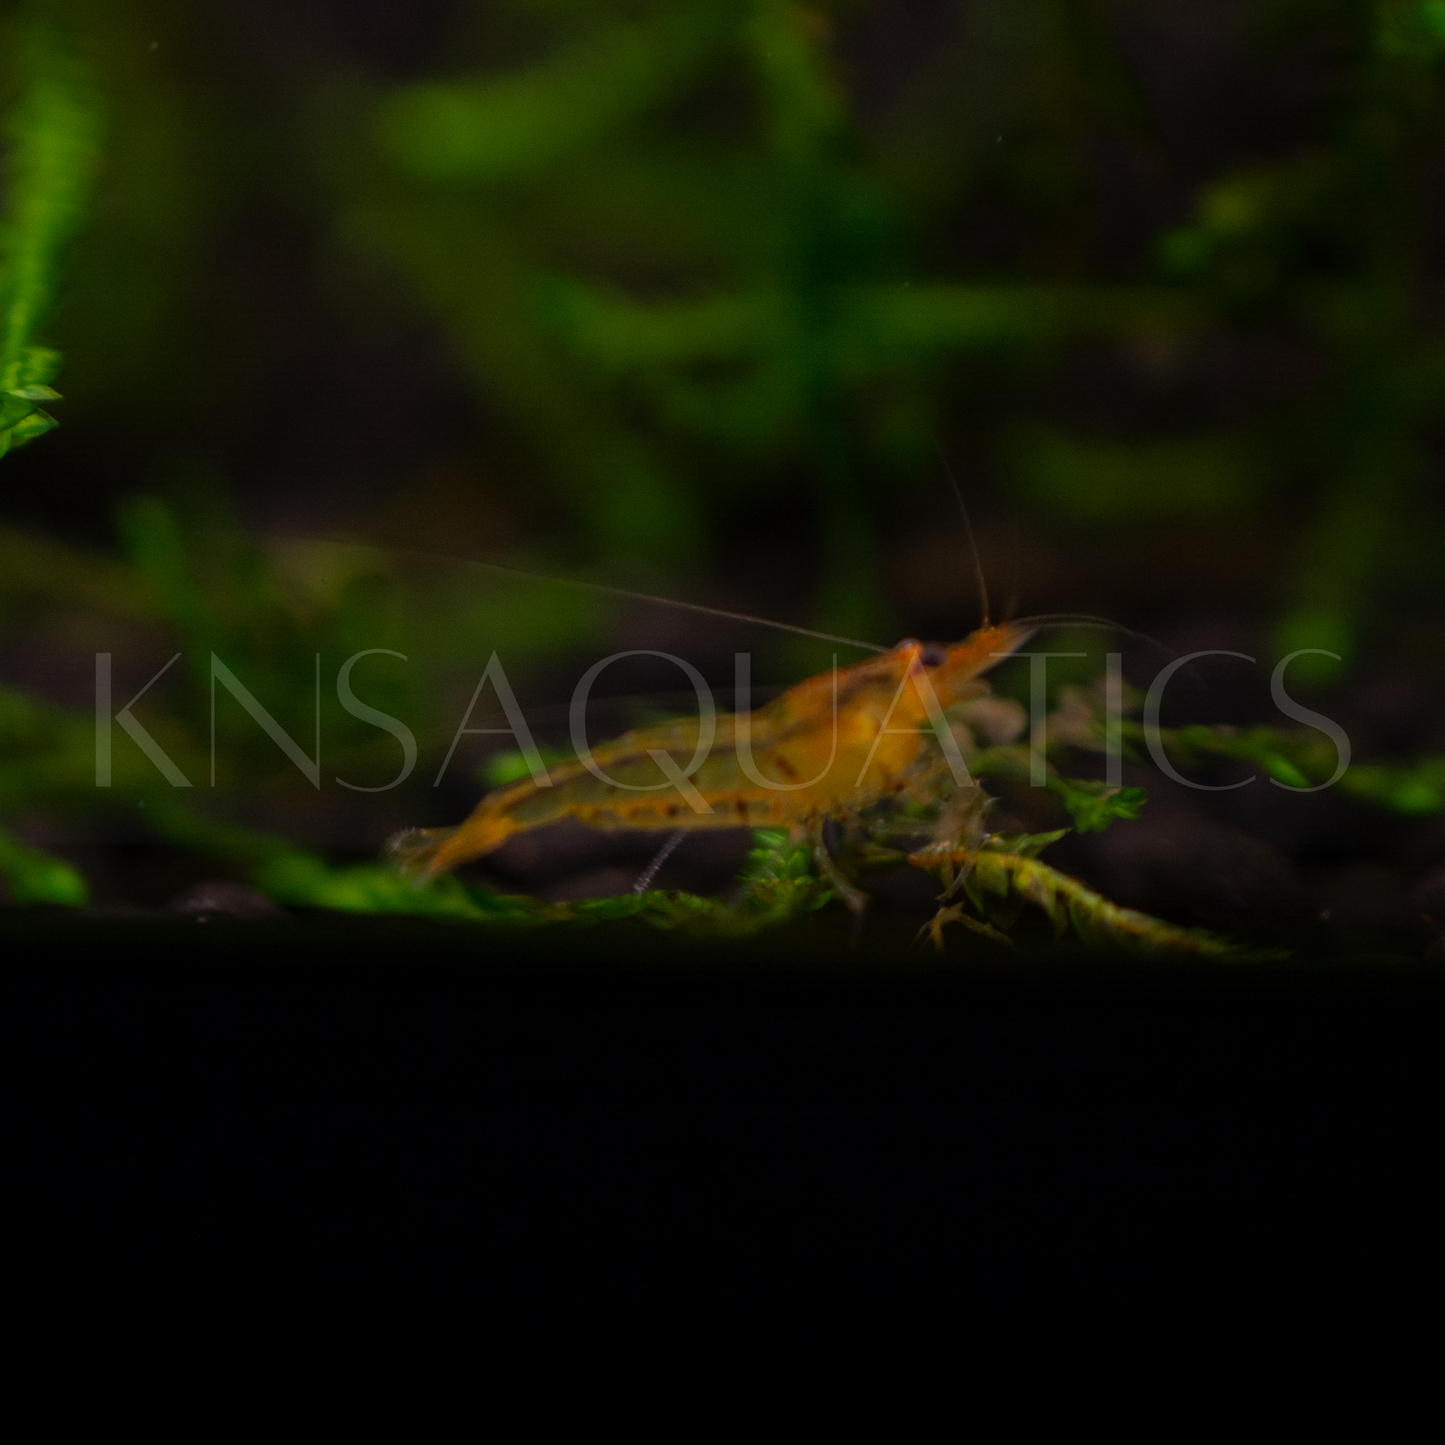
388 621 1033 909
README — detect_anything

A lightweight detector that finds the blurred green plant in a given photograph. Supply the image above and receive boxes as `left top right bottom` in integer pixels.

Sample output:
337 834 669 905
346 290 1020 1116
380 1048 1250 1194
0 822 88 903
1030 674 1445 814
1153 0 1445 680
327 0 1200 640
8 0 1440 655
297 0 1445 672
0 3 97 459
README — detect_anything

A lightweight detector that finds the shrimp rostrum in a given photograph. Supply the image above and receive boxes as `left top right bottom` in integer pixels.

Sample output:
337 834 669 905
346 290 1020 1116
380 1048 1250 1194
388 624 1032 913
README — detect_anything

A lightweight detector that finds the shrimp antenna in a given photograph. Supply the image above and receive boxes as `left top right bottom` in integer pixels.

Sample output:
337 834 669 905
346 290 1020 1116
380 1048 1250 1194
1009 612 1176 661
427 553 887 654
932 439 990 628
1010 612 1213 692
272 535 889 651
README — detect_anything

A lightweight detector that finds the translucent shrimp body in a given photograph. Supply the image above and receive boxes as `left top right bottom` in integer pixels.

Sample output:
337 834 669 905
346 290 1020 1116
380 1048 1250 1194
390 623 1032 880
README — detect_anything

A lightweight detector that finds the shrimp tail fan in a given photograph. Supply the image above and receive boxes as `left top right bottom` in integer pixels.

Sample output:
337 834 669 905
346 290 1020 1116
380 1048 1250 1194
385 825 462 881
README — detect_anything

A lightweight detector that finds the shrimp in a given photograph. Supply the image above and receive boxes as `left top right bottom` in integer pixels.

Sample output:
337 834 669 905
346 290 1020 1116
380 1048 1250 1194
388 621 1033 910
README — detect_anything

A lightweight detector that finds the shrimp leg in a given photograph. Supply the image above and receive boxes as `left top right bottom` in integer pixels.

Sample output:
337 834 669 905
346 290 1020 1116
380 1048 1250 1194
633 829 687 893
807 815 870 914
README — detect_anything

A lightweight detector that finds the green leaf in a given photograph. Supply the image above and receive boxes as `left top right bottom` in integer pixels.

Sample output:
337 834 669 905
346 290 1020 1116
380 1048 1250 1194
1262 754 1311 789
15 346 60 388
1379 0 1445 59
573 890 724 931
1009 428 1260 523
0 394 37 428
4 407 56 448
0 10 99 449
376 9 720 185
1048 778 1148 832
1389 781 1443 813
0 827 88 905
482 745 574 789
254 852 492 919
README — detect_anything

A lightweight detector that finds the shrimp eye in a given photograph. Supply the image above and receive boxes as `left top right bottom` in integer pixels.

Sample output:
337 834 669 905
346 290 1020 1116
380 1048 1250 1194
920 644 947 668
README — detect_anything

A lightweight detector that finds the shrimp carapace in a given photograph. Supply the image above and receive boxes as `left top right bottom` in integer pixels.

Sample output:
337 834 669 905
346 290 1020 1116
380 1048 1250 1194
388 621 1035 881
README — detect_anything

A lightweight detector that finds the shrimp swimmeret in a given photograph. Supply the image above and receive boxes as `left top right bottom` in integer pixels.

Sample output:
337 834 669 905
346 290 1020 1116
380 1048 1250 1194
388 622 1033 913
